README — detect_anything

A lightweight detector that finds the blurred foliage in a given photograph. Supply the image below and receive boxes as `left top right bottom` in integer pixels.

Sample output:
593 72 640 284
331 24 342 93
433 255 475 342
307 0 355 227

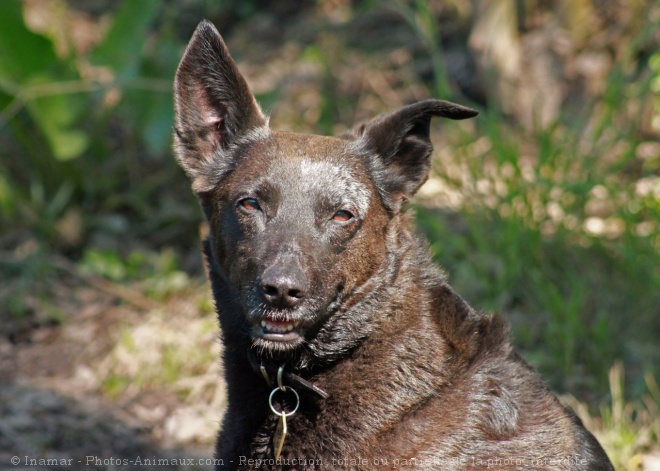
0 0 195 256
0 0 659 465
81 248 191 300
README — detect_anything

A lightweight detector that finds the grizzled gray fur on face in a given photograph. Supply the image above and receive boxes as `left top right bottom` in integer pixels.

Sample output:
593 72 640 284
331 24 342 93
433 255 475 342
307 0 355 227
173 19 613 471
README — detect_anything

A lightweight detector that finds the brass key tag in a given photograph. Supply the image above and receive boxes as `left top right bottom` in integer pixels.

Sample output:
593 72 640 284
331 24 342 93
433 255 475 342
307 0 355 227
268 384 299 460
273 413 287 459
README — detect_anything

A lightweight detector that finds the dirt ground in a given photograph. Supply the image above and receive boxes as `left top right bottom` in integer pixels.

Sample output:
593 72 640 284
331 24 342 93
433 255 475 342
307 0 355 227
1 273 220 469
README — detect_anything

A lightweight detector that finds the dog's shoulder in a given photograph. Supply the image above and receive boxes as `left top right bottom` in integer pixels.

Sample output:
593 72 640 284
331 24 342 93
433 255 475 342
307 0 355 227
423 282 612 466
427 281 510 360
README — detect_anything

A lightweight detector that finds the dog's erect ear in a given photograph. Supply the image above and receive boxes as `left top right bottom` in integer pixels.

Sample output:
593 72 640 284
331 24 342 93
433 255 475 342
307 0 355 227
346 99 477 208
173 20 267 193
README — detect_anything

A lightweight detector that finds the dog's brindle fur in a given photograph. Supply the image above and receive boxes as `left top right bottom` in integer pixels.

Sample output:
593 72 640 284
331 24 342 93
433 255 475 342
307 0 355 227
174 20 613 470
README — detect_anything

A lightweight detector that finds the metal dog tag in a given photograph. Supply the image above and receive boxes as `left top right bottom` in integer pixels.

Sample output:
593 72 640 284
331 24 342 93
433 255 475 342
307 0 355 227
269 382 300 460
273 413 287 459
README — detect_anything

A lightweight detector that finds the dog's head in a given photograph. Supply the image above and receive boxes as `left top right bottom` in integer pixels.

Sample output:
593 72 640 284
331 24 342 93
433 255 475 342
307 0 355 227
174 21 477 364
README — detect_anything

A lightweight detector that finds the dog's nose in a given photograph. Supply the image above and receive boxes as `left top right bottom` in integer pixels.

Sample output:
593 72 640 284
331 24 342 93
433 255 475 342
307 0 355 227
260 263 308 309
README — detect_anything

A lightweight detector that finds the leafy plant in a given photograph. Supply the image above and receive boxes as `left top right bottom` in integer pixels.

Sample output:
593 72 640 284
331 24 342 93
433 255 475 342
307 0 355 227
81 248 190 300
0 0 189 251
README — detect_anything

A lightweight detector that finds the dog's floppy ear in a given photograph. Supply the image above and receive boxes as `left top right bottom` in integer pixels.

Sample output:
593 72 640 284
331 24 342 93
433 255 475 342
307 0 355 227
173 20 267 193
347 99 477 209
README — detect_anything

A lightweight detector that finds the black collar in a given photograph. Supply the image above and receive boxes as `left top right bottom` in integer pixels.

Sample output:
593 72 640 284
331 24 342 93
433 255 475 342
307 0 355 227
247 350 329 400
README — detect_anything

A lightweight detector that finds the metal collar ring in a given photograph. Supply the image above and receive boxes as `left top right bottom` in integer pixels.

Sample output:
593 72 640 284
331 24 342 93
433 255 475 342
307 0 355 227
268 386 300 417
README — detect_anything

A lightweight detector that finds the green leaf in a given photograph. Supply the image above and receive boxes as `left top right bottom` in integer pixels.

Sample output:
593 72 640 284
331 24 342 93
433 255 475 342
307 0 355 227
46 128 89 161
90 0 160 81
0 170 16 219
27 87 90 160
0 2 86 159
0 0 58 81
142 92 173 155
81 249 128 282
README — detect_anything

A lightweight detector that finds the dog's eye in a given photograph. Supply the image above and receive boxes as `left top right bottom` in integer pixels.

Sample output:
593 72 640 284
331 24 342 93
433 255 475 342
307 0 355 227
239 198 260 212
332 210 354 223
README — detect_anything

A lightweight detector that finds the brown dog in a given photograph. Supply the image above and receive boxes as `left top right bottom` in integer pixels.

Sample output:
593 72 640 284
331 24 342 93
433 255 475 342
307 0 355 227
173 20 613 470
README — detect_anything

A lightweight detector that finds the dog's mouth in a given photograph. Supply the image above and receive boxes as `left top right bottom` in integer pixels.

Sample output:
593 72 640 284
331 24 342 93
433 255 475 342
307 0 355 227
256 317 302 342
246 296 332 351
259 317 300 342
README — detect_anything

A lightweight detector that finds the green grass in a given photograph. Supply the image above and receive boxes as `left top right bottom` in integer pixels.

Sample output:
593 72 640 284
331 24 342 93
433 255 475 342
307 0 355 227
565 363 660 470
